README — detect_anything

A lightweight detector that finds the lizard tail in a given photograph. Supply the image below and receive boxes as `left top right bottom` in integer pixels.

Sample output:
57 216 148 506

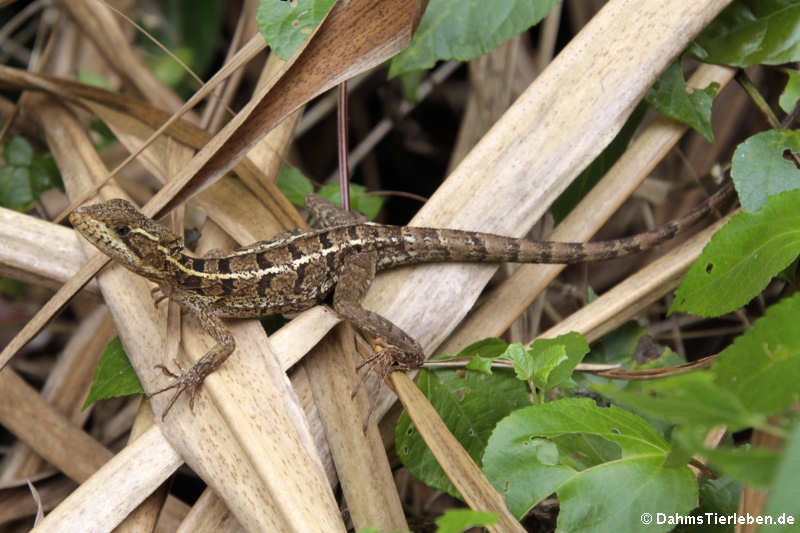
395 181 734 266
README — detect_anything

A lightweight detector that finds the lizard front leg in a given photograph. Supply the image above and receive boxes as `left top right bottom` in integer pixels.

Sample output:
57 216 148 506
149 303 234 418
333 251 425 374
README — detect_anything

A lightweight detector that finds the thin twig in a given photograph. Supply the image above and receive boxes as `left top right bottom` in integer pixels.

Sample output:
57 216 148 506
337 80 350 211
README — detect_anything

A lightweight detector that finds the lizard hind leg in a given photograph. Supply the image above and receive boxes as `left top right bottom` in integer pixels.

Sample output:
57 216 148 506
333 251 426 428
305 193 368 228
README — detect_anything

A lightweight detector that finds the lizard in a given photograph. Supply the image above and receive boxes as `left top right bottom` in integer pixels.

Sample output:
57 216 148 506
69 183 732 418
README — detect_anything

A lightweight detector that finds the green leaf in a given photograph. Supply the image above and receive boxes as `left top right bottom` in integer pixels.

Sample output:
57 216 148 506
482 398 696 524
150 47 194 88
276 165 314 206
83 337 144 409
256 0 336 60
0 136 63 211
690 0 800 67
551 103 646 222
503 342 533 381
388 0 561 78
465 355 493 375
317 183 385 220
529 332 589 390
762 422 800 531
530 345 567 391
671 189 800 317
595 372 764 432
779 69 800 113
77 71 112 89
731 129 800 212
434 509 498 533
0 166 34 211
6 136 32 166
399 69 426 101
645 61 718 143
29 153 62 196
396 367 529 498
586 321 647 365
0 278 26 299
672 477 740 532
712 293 800 416
456 337 508 358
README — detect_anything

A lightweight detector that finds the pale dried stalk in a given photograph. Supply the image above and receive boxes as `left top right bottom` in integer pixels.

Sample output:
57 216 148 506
440 63 737 354
0 367 112 481
0 307 111 481
0 206 99 293
31 425 183 533
111 403 171 533
306 324 409 531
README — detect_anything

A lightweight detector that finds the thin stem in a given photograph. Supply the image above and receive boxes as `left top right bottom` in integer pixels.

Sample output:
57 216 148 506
337 80 350 211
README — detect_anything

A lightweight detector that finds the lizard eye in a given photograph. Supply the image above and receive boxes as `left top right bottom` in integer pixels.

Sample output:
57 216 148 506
115 225 130 237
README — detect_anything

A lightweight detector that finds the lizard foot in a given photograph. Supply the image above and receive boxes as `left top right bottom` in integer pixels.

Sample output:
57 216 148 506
148 360 204 419
353 343 410 432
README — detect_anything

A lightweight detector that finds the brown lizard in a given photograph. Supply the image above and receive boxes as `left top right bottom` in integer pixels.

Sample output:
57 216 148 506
69 183 732 417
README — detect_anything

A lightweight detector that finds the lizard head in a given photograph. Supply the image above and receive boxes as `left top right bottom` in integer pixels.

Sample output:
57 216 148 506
70 199 184 281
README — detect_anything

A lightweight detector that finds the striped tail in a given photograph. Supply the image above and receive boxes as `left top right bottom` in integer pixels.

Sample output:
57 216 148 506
387 182 733 267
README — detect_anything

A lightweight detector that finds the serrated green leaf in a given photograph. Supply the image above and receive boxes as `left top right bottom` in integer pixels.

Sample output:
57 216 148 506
256 0 335 60
388 0 561 78
530 332 589 390
456 337 508 358
434 509 498 533
276 165 314 206
465 355 493 375
779 69 800 113
503 342 533 381
531 345 567 391
317 183 384 220
645 61 718 142
556 456 695 533
762 422 800 531
712 293 800 416
731 129 800 212
690 0 800 67
83 337 144 409
482 398 695 524
396 367 529 498
671 189 800 317
595 372 764 432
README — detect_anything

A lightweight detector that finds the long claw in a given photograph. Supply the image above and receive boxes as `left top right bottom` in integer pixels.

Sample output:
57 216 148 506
352 345 410 432
147 361 203 419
